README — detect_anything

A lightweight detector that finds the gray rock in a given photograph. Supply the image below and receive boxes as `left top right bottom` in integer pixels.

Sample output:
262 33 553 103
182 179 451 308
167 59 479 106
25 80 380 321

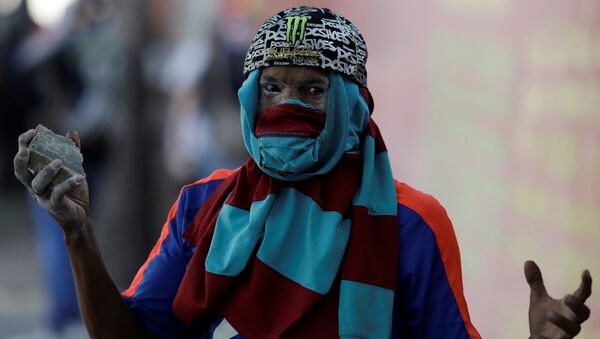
27 125 85 189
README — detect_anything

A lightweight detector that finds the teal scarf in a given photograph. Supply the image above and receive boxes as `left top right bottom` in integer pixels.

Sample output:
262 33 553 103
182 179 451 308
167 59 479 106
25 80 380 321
174 69 399 339
240 70 370 181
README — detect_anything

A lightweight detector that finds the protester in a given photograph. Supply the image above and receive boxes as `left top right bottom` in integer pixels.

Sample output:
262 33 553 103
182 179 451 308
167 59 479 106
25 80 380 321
14 6 591 339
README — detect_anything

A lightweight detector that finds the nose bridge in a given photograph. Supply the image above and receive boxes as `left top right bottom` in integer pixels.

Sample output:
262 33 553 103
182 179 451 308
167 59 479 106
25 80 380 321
280 85 299 104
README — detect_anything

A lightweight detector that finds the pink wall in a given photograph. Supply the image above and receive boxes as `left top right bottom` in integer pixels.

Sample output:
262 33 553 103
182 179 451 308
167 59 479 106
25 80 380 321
259 1 600 337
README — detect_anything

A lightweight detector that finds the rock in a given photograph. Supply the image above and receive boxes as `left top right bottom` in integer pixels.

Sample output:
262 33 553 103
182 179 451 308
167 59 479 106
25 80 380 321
27 125 85 190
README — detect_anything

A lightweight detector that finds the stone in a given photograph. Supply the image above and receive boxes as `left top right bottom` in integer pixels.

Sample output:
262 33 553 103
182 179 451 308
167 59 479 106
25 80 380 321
27 124 85 190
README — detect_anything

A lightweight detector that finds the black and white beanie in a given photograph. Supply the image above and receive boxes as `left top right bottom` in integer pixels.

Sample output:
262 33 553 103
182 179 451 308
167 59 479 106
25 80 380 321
243 6 369 87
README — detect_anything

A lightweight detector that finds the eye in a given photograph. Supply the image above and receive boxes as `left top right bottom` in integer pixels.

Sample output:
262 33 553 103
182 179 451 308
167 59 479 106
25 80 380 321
263 83 282 93
307 87 324 95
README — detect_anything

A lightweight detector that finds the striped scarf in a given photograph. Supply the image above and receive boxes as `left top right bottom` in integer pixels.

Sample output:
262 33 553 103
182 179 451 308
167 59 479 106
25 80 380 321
173 71 399 338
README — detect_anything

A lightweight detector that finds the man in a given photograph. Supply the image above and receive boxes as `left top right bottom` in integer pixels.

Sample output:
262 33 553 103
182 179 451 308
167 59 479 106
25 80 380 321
14 6 591 339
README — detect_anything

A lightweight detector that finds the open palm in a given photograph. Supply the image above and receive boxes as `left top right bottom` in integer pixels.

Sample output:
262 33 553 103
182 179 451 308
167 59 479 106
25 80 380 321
525 260 592 338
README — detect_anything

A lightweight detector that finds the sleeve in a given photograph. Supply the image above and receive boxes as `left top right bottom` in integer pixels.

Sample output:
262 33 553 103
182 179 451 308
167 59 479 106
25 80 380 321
391 183 480 339
121 187 194 338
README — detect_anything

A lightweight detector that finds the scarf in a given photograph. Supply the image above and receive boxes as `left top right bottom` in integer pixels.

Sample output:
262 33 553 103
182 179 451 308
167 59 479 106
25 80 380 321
173 70 399 339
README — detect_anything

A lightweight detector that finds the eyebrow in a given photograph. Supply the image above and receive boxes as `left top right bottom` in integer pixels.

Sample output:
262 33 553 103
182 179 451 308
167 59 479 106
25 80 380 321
298 79 328 87
260 75 329 87
260 76 282 84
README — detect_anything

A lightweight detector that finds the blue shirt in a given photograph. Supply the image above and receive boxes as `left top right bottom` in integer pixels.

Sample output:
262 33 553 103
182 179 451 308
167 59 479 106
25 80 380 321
122 169 480 338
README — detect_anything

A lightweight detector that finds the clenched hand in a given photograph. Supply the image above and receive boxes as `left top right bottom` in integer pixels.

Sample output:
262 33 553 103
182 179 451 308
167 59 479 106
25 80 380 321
14 129 90 234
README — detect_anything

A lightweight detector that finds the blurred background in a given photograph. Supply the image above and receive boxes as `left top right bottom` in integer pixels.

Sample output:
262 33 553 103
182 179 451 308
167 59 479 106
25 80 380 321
0 0 598 338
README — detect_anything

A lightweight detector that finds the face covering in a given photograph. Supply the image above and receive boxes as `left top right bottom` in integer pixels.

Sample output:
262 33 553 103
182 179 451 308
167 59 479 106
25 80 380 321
254 100 326 176
239 69 370 181
174 68 399 339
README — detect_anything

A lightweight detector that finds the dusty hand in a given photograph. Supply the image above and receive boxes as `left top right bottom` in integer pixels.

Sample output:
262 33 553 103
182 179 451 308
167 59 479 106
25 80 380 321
14 129 90 234
525 260 592 339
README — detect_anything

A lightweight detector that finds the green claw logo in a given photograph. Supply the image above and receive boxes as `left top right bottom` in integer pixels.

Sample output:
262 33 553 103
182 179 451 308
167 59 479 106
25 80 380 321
286 16 308 44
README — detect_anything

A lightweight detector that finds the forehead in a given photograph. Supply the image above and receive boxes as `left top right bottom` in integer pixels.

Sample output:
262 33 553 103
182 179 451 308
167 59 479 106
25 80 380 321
260 66 329 83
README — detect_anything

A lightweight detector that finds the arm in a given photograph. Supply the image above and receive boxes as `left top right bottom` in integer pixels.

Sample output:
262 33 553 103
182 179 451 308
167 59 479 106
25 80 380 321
393 183 593 338
65 220 156 338
120 170 234 337
393 182 480 339
393 203 480 339
14 129 154 338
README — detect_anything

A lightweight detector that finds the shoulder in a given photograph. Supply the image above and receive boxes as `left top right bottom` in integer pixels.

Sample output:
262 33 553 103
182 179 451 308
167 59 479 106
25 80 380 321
181 168 238 194
118 170 238 302
393 180 459 257
172 168 238 231
394 180 451 227
177 168 238 204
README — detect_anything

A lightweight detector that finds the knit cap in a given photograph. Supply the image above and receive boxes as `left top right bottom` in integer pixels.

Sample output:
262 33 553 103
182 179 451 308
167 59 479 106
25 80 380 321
243 6 369 87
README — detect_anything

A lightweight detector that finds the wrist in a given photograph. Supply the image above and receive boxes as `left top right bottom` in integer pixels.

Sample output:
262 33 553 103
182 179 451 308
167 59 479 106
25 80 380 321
63 219 92 246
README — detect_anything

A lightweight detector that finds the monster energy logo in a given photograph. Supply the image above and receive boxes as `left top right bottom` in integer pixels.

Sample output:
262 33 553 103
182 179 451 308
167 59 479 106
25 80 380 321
286 16 308 44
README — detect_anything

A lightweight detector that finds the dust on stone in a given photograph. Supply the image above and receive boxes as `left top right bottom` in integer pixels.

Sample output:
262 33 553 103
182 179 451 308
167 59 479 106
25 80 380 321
27 124 86 190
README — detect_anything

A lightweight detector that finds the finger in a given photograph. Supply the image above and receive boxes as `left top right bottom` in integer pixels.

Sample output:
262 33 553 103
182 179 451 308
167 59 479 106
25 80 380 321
31 159 62 195
50 175 84 207
18 129 35 149
525 260 548 299
564 294 591 323
548 310 581 337
66 130 81 149
573 269 592 302
14 147 33 186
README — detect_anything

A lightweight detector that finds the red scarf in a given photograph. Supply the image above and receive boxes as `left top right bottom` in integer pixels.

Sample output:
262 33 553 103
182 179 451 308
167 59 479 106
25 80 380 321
173 110 398 338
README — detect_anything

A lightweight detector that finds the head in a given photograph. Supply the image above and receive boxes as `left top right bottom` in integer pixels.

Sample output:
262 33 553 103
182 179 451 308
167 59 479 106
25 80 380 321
239 7 372 180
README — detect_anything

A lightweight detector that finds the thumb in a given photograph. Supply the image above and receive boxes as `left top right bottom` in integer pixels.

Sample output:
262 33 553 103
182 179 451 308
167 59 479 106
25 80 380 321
66 130 81 150
525 260 548 300
573 269 592 302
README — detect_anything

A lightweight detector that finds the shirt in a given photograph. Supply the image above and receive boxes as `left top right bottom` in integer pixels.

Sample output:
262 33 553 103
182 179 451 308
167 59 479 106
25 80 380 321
122 169 480 339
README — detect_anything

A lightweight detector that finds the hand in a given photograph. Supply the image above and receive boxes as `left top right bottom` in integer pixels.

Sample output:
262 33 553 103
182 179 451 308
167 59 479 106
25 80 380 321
14 129 91 234
525 260 592 339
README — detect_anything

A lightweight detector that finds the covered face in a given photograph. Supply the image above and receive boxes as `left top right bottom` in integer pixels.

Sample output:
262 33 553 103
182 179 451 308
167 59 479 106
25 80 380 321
239 7 373 181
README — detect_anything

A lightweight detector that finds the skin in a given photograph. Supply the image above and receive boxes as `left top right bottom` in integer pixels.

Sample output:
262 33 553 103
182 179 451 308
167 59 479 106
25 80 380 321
525 261 592 338
14 66 592 338
259 66 329 113
14 130 155 339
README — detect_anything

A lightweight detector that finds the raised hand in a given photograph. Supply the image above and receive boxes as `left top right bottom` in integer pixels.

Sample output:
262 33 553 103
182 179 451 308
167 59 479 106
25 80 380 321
525 260 592 338
14 129 90 234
